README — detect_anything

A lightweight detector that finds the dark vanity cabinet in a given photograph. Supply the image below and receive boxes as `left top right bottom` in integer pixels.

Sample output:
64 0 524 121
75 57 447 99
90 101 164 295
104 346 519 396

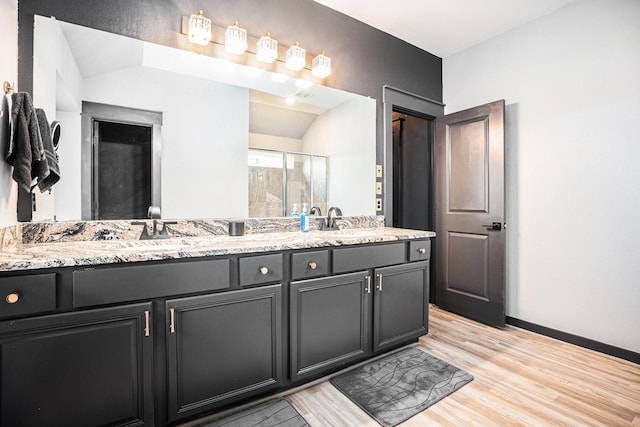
373 261 430 352
165 285 282 422
0 237 430 426
289 241 431 382
0 303 154 427
290 272 370 381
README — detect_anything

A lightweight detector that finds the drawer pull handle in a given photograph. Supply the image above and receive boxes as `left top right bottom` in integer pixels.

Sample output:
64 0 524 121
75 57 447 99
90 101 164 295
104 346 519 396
308 261 318 270
418 248 427 254
259 266 269 275
144 310 150 337
6 292 20 304
365 275 371 294
376 273 383 292
169 308 176 334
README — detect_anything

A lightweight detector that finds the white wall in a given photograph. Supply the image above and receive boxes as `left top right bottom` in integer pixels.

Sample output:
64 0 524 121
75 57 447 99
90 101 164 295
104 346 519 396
53 112 81 219
0 0 18 226
30 15 60 221
443 0 640 353
79 67 249 219
303 96 376 216
249 133 302 153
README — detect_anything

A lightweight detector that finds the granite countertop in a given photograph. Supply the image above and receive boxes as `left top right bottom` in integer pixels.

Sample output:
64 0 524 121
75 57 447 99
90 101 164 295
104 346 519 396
0 227 435 272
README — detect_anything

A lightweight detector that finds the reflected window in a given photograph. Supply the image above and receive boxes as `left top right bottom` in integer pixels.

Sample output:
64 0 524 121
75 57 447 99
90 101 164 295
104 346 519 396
248 149 327 217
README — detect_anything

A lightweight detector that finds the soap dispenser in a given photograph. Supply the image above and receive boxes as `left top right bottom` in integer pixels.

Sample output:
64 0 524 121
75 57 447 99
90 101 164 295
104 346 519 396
292 203 299 217
300 203 309 232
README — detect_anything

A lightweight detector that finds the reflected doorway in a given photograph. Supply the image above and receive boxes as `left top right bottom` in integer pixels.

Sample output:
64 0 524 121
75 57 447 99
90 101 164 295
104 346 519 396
383 86 443 303
81 102 162 220
392 111 433 231
94 121 151 219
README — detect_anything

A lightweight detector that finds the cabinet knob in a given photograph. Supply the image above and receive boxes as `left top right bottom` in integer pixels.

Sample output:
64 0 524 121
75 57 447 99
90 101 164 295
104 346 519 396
418 248 427 254
6 292 20 304
259 266 269 275
308 261 317 270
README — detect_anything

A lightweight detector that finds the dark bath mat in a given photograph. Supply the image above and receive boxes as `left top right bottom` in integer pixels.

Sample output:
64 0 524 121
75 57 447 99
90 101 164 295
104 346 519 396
199 398 309 427
330 347 473 427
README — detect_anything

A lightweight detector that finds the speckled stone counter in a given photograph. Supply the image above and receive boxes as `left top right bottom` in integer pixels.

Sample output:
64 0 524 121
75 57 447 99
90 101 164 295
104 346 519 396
0 220 434 272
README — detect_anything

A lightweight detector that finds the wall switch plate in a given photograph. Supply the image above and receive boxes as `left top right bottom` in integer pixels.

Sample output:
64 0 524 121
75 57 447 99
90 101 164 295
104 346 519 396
376 198 382 211
376 182 382 195
376 165 383 178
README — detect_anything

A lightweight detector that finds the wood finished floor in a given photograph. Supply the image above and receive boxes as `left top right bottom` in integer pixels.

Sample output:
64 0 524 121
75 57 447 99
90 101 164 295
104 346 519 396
286 306 640 426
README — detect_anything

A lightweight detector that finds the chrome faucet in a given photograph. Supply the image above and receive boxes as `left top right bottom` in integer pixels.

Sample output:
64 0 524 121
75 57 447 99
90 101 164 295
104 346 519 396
324 207 343 230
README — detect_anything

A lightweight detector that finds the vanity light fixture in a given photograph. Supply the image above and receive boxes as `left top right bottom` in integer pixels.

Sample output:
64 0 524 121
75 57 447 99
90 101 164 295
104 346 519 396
312 51 331 78
286 42 306 71
188 10 212 46
256 32 278 63
225 21 248 55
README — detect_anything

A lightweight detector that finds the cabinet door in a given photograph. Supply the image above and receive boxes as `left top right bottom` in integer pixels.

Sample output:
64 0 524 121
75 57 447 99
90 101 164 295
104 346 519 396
373 261 429 352
0 303 154 427
166 285 282 421
290 272 370 382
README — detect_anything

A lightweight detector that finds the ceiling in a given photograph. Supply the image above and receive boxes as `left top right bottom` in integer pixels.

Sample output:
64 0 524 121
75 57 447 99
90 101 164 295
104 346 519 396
315 0 580 57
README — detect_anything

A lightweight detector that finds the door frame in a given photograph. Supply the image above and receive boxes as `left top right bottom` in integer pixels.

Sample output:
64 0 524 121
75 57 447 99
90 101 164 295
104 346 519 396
382 86 443 302
80 102 163 220
382 86 444 226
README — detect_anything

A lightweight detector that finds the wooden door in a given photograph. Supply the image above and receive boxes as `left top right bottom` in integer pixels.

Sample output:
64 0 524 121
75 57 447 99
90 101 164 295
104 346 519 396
435 100 505 327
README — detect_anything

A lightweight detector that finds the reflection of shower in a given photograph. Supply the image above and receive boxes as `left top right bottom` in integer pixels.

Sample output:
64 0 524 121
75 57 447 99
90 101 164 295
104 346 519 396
248 149 328 217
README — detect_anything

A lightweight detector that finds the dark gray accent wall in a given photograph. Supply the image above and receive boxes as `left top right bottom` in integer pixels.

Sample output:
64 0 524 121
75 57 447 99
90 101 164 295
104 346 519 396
17 0 442 219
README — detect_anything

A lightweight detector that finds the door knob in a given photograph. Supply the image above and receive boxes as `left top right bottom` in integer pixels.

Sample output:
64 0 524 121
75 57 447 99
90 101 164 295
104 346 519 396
482 222 502 231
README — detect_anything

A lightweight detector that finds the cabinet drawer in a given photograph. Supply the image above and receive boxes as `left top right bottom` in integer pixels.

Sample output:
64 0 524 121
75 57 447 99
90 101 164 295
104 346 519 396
73 259 229 307
239 254 283 287
409 240 431 261
333 243 406 274
0 273 56 319
291 250 330 280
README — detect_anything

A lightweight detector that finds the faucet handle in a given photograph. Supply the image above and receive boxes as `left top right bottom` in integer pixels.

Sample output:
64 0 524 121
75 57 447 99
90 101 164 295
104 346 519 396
158 221 178 236
132 221 151 239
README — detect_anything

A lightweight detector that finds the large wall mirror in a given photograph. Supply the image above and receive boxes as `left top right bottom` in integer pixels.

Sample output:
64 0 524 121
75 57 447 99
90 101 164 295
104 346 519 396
32 16 376 221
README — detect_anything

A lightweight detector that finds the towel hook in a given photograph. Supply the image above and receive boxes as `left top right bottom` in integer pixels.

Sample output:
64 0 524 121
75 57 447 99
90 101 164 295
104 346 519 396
3 81 15 95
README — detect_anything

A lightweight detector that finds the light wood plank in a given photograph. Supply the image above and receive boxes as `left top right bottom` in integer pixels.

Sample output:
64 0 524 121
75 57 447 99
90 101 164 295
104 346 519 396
287 306 640 426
